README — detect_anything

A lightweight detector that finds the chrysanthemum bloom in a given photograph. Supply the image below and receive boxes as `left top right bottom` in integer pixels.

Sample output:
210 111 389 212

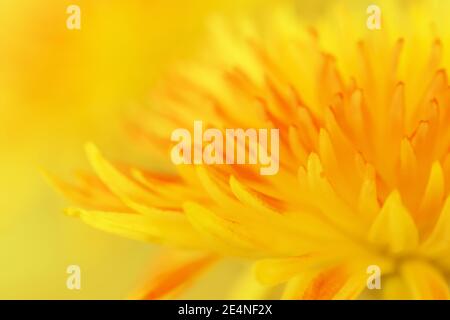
54 2 450 299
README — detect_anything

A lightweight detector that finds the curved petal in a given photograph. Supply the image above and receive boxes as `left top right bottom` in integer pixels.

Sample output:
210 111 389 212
368 191 419 254
131 252 217 300
401 261 450 300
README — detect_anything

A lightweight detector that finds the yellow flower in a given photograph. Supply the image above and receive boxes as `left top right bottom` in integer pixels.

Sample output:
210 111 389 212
55 1 450 299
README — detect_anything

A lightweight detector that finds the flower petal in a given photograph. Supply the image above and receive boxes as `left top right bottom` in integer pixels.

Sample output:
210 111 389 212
85 143 172 207
65 207 204 248
401 261 450 300
368 191 419 254
421 195 450 256
417 162 445 233
131 252 217 300
282 265 366 300
183 201 261 256
254 255 336 286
